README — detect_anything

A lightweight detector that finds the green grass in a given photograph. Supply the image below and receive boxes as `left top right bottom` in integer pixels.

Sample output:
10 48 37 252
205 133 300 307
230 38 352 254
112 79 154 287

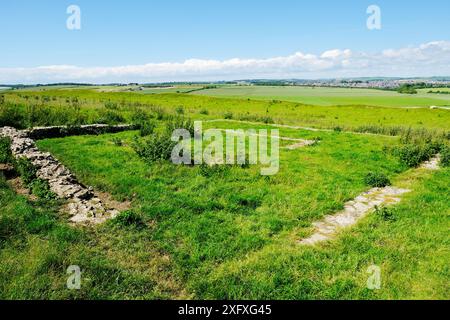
0 173 187 299
140 85 206 94
1 88 449 300
420 87 450 96
191 85 450 107
197 167 449 299
28 126 449 299
0 126 438 299
2 89 450 133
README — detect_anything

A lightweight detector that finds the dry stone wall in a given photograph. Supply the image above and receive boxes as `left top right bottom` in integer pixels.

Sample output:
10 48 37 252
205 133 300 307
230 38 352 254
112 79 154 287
0 124 136 224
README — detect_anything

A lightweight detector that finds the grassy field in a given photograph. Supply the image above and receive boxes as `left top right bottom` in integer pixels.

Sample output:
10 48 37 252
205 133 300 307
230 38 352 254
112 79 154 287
191 85 450 108
420 87 450 94
0 123 446 299
10 84 208 95
2 89 450 134
140 85 206 94
0 173 187 299
0 87 449 299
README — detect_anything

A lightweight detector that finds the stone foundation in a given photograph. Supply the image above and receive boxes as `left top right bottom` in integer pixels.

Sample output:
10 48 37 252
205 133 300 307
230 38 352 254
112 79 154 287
298 186 411 245
298 155 442 246
0 124 136 224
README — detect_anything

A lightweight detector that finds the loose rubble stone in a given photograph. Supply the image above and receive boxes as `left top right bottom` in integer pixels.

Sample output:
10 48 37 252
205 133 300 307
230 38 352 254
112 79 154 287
0 125 133 224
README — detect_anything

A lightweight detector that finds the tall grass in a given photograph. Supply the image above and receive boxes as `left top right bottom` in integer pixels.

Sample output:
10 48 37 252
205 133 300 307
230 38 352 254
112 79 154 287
132 117 194 163
354 124 449 138
0 102 91 128
385 127 449 167
2 89 450 135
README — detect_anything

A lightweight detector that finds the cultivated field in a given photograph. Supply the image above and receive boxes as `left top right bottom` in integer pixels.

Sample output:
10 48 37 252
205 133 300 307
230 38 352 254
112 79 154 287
0 86 449 299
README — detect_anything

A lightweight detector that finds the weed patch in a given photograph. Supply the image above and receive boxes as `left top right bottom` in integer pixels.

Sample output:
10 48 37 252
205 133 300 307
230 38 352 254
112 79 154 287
385 128 447 167
199 164 231 177
111 137 123 146
0 137 13 164
0 103 27 129
364 172 391 187
139 121 157 137
132 133 177 163
224 111 233 120
165 117 195 136
29 179 57 201
112 210 144 228
175 106 185 115
15 158 37 185
97 110 126 125
375 206 396 221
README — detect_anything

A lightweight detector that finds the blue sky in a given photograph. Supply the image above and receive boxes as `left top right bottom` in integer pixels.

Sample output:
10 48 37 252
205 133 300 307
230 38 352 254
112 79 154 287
1 0 449 83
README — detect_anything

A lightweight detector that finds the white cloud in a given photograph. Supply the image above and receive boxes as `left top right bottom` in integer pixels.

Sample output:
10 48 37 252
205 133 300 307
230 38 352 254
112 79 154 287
320 49 352 59
1 41 450 84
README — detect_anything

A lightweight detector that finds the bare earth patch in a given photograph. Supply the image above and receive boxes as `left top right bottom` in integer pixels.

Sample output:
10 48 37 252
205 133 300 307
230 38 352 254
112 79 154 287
7 177 38 201
0 163 37 201
97 191 132 212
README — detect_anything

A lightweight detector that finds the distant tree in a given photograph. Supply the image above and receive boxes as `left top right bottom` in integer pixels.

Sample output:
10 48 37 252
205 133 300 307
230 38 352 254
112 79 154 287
397 84 418 94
